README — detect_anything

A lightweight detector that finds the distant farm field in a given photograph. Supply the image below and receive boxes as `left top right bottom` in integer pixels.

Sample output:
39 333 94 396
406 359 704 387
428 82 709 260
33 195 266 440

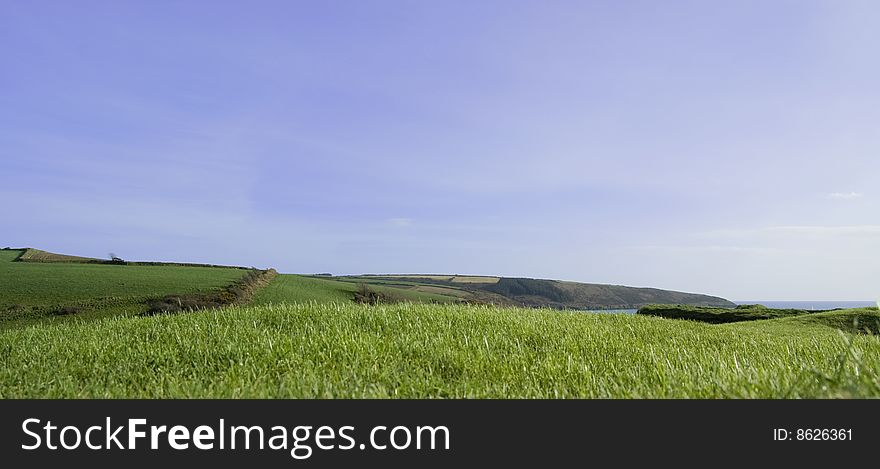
362 275 500 284
0 302 877 398
15 248 100 263
449 276 500 284
252 274 463 306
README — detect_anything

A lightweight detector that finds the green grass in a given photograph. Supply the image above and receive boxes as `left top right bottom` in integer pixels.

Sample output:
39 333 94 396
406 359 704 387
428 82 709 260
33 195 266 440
638 304 880 335
1 302 877 398
252 274 462 305
0 250 246 325
0 249 25 263
16 247 101 263
2 248 877 398
637 303 827 323
251 275 364 304
729 308 880 336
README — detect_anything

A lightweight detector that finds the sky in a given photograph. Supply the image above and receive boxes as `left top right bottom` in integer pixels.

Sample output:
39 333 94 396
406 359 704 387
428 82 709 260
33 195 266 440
1 1 878 301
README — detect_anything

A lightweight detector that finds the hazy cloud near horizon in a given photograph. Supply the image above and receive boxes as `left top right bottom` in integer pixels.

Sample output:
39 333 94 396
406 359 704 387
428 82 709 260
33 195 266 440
2 1 878 301
828 192 863 200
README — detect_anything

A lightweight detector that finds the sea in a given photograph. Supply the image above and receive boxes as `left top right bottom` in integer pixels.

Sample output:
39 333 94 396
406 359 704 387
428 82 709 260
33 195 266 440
732 301 877 310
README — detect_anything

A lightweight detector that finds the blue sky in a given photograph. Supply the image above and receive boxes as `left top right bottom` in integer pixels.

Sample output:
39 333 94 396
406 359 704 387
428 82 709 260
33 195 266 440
2 1 878 300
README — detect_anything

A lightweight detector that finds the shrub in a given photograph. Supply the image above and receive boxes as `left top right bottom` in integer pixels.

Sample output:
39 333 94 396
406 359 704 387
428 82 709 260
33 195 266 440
353 284 391 305
736 304 767 310
53 306 80 316
144 294 227 315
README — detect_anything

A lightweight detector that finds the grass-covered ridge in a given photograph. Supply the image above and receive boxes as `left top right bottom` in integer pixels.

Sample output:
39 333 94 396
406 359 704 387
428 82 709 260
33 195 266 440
767 308 880 335
0 248 248 325
2 247 740 312
252 274 464 306
637 303 836 324
2 246 876 399
1 303 877 398
637 303 880 336
15 247 103 263
347 275 735 309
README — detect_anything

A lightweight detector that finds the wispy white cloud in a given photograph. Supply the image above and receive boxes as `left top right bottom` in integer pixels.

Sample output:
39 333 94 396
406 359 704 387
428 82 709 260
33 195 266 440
388 218 414 228
700 225 880 239
764 225 880 236
626 245 783 254
827 191 862 200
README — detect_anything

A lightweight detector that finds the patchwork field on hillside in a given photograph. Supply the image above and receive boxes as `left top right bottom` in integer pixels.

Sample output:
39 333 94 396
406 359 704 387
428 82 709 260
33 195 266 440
341 274 734 309
251 274 463 305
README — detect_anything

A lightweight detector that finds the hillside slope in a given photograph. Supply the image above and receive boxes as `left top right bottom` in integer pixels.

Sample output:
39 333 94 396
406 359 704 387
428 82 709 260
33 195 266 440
484 278 734 309
348 275 734 309
0 248 248 325
16 247 102 263
1 247 734 313
251 274 461 305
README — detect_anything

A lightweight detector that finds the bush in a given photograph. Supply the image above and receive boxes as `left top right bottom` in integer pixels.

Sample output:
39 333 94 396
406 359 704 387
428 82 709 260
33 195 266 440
144 294 227 315
53 306 80 316
637 304 822 324
353 284 392 305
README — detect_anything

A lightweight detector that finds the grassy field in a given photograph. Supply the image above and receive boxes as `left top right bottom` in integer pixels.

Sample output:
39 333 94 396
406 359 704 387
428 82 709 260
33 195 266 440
727 308 880 335
373 275 500 284
637 303 832 323
334 274 736 309
16 247 101 263
252 274 463 305
638 304 880 333
0 249 246 325
449 276 500 284
2 248 878 398
0 302 877 398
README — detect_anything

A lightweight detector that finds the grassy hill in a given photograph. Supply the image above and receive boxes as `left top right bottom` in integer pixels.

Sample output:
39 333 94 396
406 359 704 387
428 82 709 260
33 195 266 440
15 247 101 263
251 274 461 305
0 248 247 325
637 304 880 334
1 246 877 398
2 247 737 322
721 308 880 336
342 274 735 309
785 308 880 335
0 302 877 398
637 304 825 324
